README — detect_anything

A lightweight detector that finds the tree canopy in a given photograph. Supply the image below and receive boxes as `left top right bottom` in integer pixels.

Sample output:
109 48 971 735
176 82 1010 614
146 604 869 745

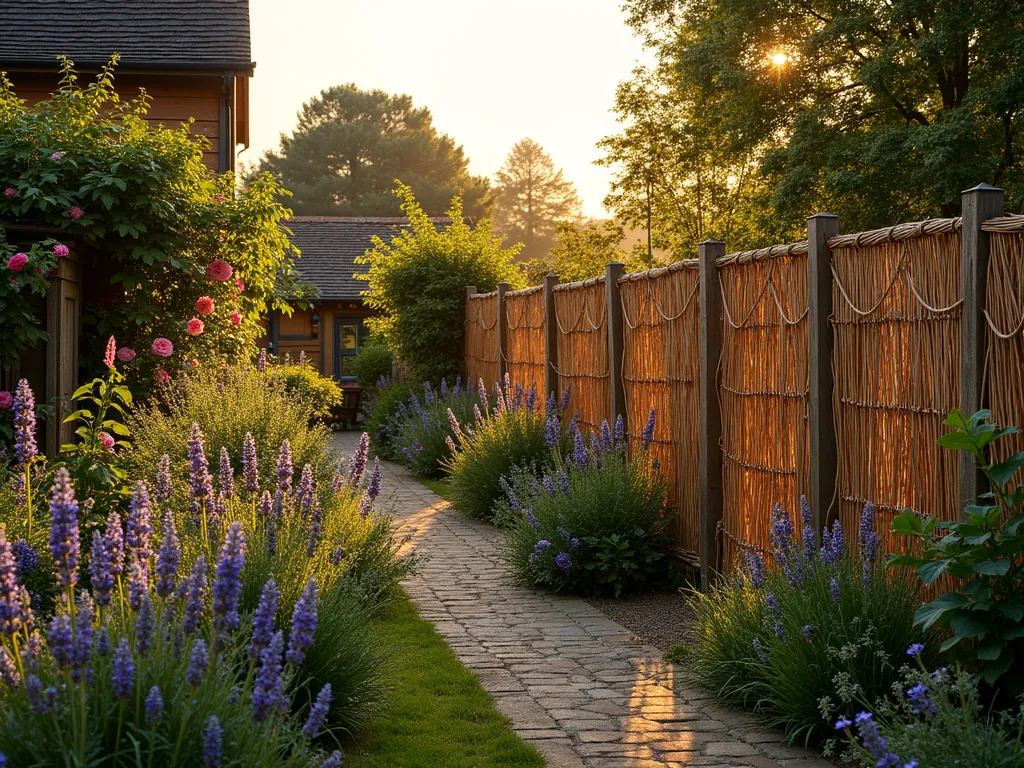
260 84 492 218
617 0 1024 232
520 220 658 284
493 138 581 261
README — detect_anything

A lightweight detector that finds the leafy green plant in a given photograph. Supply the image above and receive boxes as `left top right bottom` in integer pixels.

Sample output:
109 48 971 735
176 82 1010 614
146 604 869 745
0 239 60 366
396 379 477 478
890 409 1024 694
503 415 673 596
268 363 342 420
362 378 416 460
350 339 393 388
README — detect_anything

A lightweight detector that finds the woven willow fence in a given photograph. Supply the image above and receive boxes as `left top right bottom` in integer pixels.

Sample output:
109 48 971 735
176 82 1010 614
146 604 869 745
830 220 963 558
717 243 810 567
464 290 499 388
503 285 546 392
552 277 610 433
620 261 701 557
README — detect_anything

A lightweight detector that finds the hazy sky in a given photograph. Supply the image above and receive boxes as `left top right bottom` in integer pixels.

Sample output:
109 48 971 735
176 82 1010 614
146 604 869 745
242 0 651 218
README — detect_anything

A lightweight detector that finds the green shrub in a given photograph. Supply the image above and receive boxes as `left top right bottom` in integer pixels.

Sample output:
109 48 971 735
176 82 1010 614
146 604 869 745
395 379 478 478
444 381 556 521
689 501 925 743
268 363 342 420
503 414 675 596
362 378 416 460
890 409 1024 698
834 658 1024 768
351 341 394 388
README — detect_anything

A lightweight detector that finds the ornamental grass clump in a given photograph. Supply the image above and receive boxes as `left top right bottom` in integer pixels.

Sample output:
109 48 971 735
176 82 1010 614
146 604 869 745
503 410 673 596
0 470 343 768
445 377 565 521
396 377 480 478
688 499 925 744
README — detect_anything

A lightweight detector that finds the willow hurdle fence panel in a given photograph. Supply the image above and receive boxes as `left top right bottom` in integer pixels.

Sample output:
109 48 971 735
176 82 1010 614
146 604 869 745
716 243 811 568
503 285 547 395
464 290 499 389
552 276 610 434
983 214 1024 462
620 261 701 560
830 219 963 558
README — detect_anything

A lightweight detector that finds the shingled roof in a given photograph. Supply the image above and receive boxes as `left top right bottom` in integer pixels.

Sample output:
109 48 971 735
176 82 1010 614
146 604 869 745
0 0 253 71
288 217 451 302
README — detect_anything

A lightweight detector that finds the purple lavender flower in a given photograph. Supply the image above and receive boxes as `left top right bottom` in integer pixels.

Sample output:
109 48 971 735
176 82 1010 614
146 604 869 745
765 592 784 637
155 510 180 599
127 481 153 564
541 475 556 496
554 552 573 572
10 475 26 508
331 545 346 566
96 626 110 657
12 379 38 466
830 576 841 603
545 412 560 448
447 408 462 438
303 683 333 740
128 554 148 612
640 408 656 450
143 685 163 724
136 594 155 655
473 403 484 423
155 454 172 503
752 636 769 663
321 751 344 768
250 578 278 660
744 550 765 588
367 458 382 500
907 683 937 716
184 556 207 635
105 511 125 577
277 439 294 494
478 377 489 407
297 464 315 517
189 424 214 515
559 385 571 413
770 503 804 586
500 476 520 511
799 496 816 561
859 502 880 564
0 527 29 636
267 518 278 556
347 433 369 485
252 630 285 722
0 646 20 688
529 539 551 562
286 578 318 666
242 432 259 494
48 614 73 669
48 468 80 588
255 490 271 522
204 715 223 767
424 380 435 406
525 508 541 530
907 643 925 657
572 427 590 469
801 624 815 642
71 593 94 678
556 469 571 494
26 674 46 713
219 447 235 500
614 414 625 445
440 378 449 398
213 523 246 636
853 711 903 765
11 538 38 576
599 420 613 452
188 638 208 686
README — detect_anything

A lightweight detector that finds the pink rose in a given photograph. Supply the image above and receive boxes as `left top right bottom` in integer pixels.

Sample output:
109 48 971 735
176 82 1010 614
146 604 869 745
156 369 171 384
212 194 225 203
234 278 245 292
206 259 233 281
53 244 69 258
0 391 12 410
3 187 15 198
195 296 215 315
116 346 136 362
99 432 115 450
69 206 84 220
50 152 64 161
186 318 205 336
230 311 242 326
7 253 27 271
151 337 174 357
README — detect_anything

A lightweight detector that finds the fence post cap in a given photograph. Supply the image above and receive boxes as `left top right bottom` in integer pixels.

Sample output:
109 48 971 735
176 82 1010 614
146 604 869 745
961 182 1003 194
698 238 724 246
808 212 839 221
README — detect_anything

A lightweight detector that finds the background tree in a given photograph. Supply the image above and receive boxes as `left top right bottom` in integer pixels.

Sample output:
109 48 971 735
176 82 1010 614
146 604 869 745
520 220 658 284
356 183 523 382
493 138 582 261
623 0 1024 230
260 84 492 217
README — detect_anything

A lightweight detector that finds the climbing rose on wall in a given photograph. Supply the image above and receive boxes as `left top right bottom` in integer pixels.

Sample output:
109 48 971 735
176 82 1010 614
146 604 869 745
69 206 84 220
195 297 215 315
7 253 27 271
206 260 233 281
187 319 205 336
53 244 69 258
151 338 174 357
117 347 136 362
0 392 11 409
230 312 241 326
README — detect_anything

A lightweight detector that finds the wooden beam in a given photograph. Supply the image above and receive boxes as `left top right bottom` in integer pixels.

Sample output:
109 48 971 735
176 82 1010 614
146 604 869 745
605 262 626 427
543 274 559 401
698 240 725 588
496 281 509 385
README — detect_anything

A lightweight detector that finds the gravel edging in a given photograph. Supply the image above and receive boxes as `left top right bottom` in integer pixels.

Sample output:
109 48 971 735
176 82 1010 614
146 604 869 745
583 589 697 652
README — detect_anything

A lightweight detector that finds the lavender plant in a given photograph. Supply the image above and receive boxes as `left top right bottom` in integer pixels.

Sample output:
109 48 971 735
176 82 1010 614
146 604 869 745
503 412 672 596
396 377 480 478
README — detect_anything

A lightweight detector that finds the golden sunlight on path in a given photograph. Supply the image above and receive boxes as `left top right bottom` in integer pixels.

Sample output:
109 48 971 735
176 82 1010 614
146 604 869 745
334 433 832 768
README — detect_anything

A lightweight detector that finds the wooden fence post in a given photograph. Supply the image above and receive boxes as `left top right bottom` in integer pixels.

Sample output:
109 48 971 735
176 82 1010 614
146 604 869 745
960 183 1004 505
496 281 509 385
605 262 626 427
807 213 840 534
543 273 559 400
464 286 477 382
698 240 725 588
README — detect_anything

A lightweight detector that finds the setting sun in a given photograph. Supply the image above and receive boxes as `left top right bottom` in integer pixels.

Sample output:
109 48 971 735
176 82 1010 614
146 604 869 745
769 51 789 67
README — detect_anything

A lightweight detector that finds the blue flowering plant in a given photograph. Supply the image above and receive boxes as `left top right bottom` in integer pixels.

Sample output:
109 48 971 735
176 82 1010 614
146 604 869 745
360 376 417 460
445 377 570 521
689 499 924 743
395 377 480 478
0 469 344 767
503 409 673 597
831 643 1024 767
890 409 1024 696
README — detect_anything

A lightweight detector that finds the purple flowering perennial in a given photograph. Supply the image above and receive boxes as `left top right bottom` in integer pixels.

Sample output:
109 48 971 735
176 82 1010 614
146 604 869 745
321 751 344 768
48 468 80 588
26 674 46 713
478 378 489 407
525 508 541 530
242 432 259 494
155 510 180 599
529 539 551 562
303 683 333 740
744 550 765 589
252 630 285 722
0 646 19 689
559 385 571 413
155 454 172 503
257 347 268 372
820 519 845 565
858 502 880 564
0 527 29 636
12 379 38 466
769 503 804 587
447 407 462 437
72 593 94 678
297 464 316 516
127 480 153 564
259 490 273 520
545 391 556 416
440 377 448 398
347 433 370 486
145 686 164 724
204 715 223 767
188 423 214 515
212 523 246 636
287 578 318 666
219 447 234 499
907 682 937 716
424 380 435 405
105 511 125 577
545 412 560 447
184 556 207 635
542 475 556 496
599 420 613 452
49 614 73 669
554 552 573 572
367 457 382 500
907 643 925 657
136 594 155 655
572 427 589 469
276 439 294 494
556 469 571 495
830 576 841 603
112 637 134 698
640 408 656 451
250 578 279 660
614 414 625 445
188 638 209 686
127 554 148 612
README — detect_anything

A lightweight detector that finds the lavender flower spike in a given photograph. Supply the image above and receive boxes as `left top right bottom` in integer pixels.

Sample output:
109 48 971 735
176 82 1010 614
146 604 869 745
145 686 164 724
250 578 278 661
242 432 259 494
347 433 370 485
184 556 208 635
89 531 114 607
155 510 180 599
0 646 20 688
276 439 294 494
572 427 590 469
105 510 125 577
48 468 80 588
212 523 246 637
204 715 224 767
251 631 285 722
259 489 273 520
155 454 172 503
188 638 209 686
219 447 234 500
127 480 153 564
136 594 155 655
112 637 134 698
367 457 382 500
257 347 268 372
858 502 880 564
12 379 38 466
48 614 73 669
641 408 657 450
321 752 344 768
545 412 560 448
286 578 318 666
0 525 30 636
302 683 333 740
188 423 214 516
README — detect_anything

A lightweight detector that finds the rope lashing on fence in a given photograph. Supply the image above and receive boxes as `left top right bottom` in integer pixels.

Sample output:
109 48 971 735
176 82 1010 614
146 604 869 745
718 258 809 329
620 272 700 329
716 520 772 558
465 296 500 330
827 216 962 248
715 240 808 267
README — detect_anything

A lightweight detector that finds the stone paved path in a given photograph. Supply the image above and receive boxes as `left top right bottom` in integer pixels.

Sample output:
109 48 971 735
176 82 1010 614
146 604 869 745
336 433 830 768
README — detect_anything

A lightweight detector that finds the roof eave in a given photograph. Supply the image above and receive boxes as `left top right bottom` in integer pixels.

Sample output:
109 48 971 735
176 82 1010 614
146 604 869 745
0 58 256 77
